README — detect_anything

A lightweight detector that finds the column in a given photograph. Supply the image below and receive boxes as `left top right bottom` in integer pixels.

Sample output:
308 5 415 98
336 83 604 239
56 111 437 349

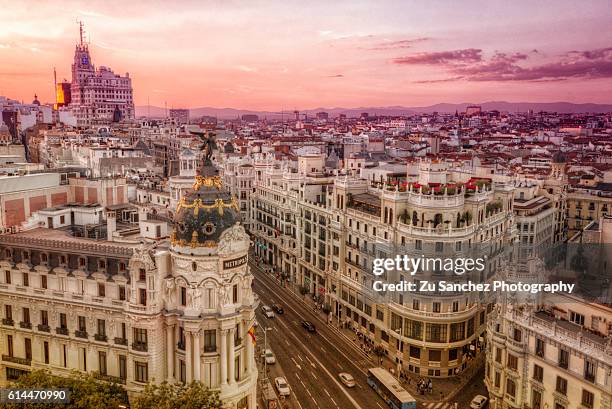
228 328 236 384
220 329 227 385
166 324 174 381
185 331 192 383
248 391 256 409
246 327 254 374
193 330 201 382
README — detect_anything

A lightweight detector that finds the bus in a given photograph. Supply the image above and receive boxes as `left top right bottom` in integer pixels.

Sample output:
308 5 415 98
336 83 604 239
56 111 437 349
367 367 417 409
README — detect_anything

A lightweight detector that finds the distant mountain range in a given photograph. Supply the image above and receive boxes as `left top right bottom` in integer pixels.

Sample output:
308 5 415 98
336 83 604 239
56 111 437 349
136 101 612 119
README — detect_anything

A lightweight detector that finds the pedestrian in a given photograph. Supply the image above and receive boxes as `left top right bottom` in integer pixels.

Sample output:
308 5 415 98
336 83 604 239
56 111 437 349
380 358 383 365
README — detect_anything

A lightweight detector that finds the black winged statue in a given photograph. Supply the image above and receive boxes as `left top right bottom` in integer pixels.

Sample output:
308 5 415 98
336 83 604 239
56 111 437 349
190 131 217 166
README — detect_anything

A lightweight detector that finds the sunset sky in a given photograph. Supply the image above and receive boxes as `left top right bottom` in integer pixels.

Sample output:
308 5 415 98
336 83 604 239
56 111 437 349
1 0 611 110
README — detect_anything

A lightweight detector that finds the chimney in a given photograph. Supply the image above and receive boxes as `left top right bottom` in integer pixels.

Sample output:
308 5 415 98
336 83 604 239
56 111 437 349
106 209 116 242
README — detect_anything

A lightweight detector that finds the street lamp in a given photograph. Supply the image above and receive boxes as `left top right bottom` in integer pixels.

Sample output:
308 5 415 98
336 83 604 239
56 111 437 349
395 327 403 380
262 327 272 381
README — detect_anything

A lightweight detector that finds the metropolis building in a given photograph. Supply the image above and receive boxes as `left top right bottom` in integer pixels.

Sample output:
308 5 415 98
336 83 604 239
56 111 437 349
0 163 257 408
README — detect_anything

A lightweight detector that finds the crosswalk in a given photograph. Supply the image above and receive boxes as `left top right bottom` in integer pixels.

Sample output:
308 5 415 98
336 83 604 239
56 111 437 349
422 402 456 409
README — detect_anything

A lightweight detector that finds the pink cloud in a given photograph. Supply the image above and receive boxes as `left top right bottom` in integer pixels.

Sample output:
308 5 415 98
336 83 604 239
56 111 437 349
392 48 482 65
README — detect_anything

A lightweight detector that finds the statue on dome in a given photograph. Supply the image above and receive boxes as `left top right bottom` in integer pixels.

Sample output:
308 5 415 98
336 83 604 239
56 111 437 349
191 131 217 166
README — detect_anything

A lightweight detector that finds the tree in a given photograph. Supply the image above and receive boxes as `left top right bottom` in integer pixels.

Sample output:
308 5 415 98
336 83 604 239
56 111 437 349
6 369 128 409
133 381 221 409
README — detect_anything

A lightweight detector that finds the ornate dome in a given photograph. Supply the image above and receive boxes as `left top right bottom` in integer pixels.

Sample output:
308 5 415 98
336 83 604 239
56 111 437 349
171 166 240 248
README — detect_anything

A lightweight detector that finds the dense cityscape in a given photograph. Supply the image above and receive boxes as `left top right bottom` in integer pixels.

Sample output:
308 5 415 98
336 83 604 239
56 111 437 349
1 4 612 409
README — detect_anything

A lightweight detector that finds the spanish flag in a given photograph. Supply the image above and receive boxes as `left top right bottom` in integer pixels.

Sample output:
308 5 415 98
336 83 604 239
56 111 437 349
248 325 256 346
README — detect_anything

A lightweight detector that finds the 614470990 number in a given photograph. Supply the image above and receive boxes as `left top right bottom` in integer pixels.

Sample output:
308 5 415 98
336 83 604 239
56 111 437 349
0 388 70 404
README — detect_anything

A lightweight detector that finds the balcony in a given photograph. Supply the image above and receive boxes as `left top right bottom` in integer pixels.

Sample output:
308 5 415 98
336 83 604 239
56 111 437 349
56 327 69 336
75 330 88 339
94 372 126 385
94 334 108 342
132 342 148 352
114 337 128 346
19 321 32 329
37 324 51 333
2 355 31 366
2 318 14 326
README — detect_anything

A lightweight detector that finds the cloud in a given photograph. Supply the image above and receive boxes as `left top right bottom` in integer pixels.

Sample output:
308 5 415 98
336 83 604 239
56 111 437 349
413 76 465 84
395 47 612 82
368 37 429 51
237 65 257 72
327 74 344 78
392 48 482 65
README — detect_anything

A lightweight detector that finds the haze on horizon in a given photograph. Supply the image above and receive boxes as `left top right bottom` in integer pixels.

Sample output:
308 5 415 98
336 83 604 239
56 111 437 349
1 0 611 111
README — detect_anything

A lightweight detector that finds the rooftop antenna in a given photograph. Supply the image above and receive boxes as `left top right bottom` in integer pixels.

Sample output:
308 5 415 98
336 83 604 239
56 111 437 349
77 20 85 46
53 67 57 107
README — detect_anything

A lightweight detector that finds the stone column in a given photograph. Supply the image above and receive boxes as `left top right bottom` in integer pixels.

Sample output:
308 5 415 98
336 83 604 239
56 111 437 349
185 331 192 383
246 326 254 374
220 329 227 385
228 328 236 384
166 324 174 381
193 330 201 382
248 391 256 409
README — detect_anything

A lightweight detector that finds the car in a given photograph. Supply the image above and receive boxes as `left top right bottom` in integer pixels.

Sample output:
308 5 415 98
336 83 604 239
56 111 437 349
338 372 356 387
470 395 488 409
272 304 284 314
262 348 276 365
301 320 316 332
261 305 275 318
274 376 290 396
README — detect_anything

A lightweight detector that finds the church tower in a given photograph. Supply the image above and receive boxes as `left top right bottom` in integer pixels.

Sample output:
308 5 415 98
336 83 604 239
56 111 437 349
163 165 257 408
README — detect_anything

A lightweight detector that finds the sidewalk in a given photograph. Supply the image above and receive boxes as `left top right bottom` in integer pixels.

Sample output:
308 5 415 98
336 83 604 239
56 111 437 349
251 259 485 405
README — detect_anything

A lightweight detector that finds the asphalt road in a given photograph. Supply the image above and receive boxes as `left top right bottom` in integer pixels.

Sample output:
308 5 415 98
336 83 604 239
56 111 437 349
252 264 389 409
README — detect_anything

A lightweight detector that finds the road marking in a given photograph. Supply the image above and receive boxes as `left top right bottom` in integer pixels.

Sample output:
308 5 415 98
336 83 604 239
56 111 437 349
295 372 301 380
255 274 367 376
297 354 304 362
324 389 330 397
331 397 337 406
273 313 365 409
296 400 303 409
311 372 317 380
285 339 290 346
376 403 383 409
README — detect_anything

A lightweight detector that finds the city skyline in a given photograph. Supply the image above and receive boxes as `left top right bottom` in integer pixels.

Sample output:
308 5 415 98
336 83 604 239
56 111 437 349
1 0 612 110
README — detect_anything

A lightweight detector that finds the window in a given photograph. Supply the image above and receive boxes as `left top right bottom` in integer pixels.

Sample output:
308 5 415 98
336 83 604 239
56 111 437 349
24 338 32 360
507 354 518 370
5 305 12 320
139 288 147 306
535 338 545 356
78 316 86 332
59 313 67 329
22 307 30 324
581 389 594 408
98 283 105 297
452 301 459 312
569 311 585 326
506 378 516 397
134 328 148 346
119 286 126 301
412 299 419 310
425 323 447 343
7 335 13 357
204 330 216 352
432 302 441 313
40 310 48 326
233 285 238 303
180 287 187 306
532 389 542 409
556 376 567 395
405 319 422 340
43 341 49 364
135 362 148 383
179 360 186 383
139 268 146 281
450 322 465 342
448 348 458 361
23 272 29 287
435 242 443 252
585 360 596 382
513 328 522 342
119 355 127 380
533 364 543 382
41 275 47 289
495 347 502 363
409 346 420 359
428 350 441 362
494 371 500 388
97 319 106 336
4 270 10 284
558 349 569 369
415 240 422 250
99 351 107 375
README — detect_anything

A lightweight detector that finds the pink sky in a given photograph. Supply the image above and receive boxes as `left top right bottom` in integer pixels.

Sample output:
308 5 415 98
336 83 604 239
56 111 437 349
1 0 611 110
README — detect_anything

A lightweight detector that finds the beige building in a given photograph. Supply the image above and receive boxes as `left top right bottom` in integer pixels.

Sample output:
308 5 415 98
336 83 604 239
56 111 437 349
0 170 257 408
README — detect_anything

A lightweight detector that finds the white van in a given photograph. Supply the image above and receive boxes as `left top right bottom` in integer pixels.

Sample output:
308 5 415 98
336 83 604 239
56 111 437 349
262 305 275 318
